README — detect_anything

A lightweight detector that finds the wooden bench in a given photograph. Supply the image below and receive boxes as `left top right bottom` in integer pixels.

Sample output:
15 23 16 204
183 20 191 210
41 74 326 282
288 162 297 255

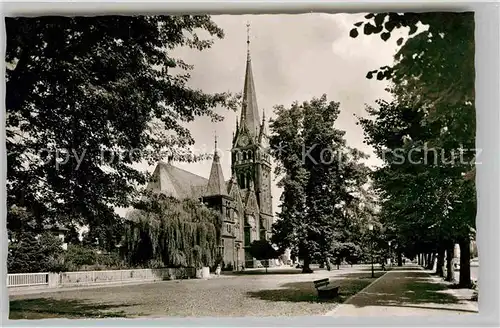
313 278 340 299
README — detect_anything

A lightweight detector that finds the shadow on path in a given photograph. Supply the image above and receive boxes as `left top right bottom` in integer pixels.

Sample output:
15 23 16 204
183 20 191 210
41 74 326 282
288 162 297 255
246 271 385 304
345 270 475 312
10 298 138 319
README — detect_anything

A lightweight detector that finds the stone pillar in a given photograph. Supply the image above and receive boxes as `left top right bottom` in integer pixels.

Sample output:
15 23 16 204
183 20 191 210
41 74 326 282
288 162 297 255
48 273 60 288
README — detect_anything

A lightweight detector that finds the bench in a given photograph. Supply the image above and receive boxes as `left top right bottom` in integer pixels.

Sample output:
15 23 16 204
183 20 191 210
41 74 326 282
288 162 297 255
313 278 340 299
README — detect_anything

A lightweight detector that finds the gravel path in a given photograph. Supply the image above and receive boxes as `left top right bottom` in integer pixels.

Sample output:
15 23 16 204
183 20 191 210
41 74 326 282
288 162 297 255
10 265 380 318
328 265 478 317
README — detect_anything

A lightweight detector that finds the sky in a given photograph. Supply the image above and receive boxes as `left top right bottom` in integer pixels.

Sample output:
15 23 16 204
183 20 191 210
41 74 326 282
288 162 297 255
117 13 405 218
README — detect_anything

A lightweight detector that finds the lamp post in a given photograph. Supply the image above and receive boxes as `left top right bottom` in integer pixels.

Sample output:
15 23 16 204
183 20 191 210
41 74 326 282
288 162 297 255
388 241 392 266
368 223 374 278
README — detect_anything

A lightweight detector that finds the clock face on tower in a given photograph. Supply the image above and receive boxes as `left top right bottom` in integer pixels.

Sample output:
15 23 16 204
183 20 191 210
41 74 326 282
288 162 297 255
239 135 249 147
261 135 269 149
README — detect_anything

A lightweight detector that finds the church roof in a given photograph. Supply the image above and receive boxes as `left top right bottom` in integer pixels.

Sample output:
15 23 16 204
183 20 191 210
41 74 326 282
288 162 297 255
148 161 209 199
147 161 233 200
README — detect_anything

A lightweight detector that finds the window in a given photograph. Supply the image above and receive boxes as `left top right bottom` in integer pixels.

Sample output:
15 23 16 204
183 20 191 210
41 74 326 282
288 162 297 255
244 227 251 245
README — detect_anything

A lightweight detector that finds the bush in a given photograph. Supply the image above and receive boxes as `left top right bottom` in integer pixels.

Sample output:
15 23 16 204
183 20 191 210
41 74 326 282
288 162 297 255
8 231 65 273
64 244 97 270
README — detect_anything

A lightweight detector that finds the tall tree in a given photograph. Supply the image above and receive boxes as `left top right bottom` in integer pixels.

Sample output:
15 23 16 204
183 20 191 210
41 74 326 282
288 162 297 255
270 95 370 273
6 16 237 239
352 12 476 288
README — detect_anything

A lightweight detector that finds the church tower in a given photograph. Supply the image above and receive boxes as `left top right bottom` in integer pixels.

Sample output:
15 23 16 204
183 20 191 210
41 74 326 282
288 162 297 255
231 23 273 242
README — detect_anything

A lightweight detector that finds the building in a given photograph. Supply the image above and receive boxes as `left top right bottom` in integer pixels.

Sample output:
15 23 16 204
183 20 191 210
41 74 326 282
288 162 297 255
146 30 273 270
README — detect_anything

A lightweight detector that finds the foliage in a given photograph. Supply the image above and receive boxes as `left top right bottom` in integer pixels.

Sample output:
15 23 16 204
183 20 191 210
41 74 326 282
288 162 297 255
122 195 221 268
350 12 474 108
8 231 65 273
249 240 280 265
269 95 371 272
352 12 476 286
6 16 237 244
64 244 97 269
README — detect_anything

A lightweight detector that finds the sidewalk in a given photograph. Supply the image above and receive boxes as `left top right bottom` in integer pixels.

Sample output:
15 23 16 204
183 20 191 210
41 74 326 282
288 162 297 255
326 265 478 317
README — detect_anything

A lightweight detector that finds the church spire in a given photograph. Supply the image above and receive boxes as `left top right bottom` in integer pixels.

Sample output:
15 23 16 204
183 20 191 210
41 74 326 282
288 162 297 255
240 22 260 137
206 132 227 196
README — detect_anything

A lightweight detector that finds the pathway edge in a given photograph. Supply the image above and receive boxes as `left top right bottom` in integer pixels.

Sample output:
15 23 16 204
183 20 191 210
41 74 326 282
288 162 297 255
323 270 389 316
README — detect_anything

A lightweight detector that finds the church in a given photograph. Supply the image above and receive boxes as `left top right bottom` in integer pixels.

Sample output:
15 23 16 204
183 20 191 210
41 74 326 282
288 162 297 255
146 30 273 270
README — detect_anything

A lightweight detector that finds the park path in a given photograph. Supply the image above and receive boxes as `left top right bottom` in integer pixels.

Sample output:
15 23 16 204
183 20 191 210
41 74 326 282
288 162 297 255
326 265 478 317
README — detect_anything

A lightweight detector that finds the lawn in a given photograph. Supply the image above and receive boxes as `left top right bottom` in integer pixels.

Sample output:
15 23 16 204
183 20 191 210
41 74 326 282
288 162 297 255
10 265 385 319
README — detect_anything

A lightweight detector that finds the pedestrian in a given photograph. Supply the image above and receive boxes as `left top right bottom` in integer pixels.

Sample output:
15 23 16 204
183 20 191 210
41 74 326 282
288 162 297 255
215 263 221 276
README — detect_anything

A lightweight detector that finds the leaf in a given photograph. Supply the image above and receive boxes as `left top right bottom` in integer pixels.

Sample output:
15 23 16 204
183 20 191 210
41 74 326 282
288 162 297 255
365 13 375 19
349 28 359 38
381 32 391 41
354 21 363 27
364 23 376 35
374 13 386 27
409 24 418 35
366 71 374 79
396 37 404 46
376 72 385 80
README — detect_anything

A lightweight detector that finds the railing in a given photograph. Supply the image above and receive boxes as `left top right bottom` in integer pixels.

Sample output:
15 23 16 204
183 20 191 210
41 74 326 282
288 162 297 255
8 267 197 289
7 272 49 287
60 268 163 286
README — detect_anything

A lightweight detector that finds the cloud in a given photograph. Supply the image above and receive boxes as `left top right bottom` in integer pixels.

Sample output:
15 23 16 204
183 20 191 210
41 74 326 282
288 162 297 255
120 13 400 218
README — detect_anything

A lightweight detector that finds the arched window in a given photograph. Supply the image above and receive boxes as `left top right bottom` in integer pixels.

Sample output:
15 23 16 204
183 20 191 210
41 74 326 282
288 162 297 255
240 174 245 189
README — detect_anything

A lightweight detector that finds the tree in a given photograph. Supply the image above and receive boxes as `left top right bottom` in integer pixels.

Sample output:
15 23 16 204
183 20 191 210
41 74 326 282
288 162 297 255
8 231 65 273
349 12 474 108
122 195 221 269
64 244 97 270
352 12 476 288
270 95 370 273
249 240 280 273
6 16 237 243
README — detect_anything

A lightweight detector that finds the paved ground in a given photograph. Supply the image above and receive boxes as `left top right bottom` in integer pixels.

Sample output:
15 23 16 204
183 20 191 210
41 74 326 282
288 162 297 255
10 265 382 319
327 265 478 317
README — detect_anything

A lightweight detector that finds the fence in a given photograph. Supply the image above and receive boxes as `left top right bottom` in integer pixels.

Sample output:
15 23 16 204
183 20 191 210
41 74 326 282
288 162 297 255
7 267 197 290
7 272 49 288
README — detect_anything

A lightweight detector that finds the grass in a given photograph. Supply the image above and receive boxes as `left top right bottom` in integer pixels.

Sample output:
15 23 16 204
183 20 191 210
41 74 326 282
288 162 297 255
247 271 385 304
9 298 135 319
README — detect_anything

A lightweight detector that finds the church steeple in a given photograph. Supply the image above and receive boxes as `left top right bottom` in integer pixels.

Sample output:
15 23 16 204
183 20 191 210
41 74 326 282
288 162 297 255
206 133 227 196
239 22 260 137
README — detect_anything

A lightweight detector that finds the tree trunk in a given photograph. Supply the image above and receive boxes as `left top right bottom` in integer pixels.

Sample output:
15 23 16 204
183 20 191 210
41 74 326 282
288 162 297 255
445 242 455 282
325 257 332 271
397 250 402 266
417 253 422 266
302 255 313 273
458 237 472 288
426 253 433 270
436 245 445 277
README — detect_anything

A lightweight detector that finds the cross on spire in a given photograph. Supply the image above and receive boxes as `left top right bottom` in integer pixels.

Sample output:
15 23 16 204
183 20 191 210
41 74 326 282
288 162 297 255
246 22 251 59
246 22 250 45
